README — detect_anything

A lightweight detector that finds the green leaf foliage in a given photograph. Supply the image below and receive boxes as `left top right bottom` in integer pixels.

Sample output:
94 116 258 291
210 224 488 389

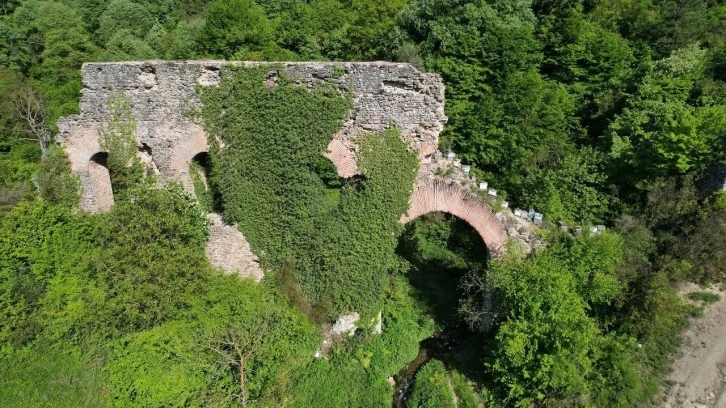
197 0 275 59
37 147 80 209
487 251 600 406
95 0 155 46
344 0 406 60
480 232 664 407
0 142 40 215
0 344 108 407
107 322 210 408
1 0 726 405
98 92 144 195
99 30 159 61
304 129 418 314
201 66 418 316
286 269 434 407
11 1 97 120
200 65 351 264
608 44 725 192
407 360 456 408
0 200 99 354
107 277 319 407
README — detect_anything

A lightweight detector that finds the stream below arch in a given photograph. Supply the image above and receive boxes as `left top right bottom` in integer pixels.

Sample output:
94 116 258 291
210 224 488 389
392 212 492 407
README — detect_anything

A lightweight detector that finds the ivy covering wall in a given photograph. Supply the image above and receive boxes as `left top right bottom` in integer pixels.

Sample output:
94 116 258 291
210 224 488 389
200 66 419 316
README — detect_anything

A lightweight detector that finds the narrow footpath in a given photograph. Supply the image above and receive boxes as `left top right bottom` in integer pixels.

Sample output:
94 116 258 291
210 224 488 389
662 285 726 408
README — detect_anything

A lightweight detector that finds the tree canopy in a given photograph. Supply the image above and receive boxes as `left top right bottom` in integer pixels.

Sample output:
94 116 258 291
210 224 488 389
1 0 726 406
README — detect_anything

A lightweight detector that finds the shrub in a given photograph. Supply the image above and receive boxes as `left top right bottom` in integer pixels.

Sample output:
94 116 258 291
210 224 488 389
407 360 456 408
687 291 721 305
37 148 80 208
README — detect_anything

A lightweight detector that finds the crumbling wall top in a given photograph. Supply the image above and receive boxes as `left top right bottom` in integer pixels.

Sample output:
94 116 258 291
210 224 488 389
58 60 447 188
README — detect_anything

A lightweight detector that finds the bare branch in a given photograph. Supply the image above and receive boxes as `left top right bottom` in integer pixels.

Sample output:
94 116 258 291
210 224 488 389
12 87 52 158
206 316 272 408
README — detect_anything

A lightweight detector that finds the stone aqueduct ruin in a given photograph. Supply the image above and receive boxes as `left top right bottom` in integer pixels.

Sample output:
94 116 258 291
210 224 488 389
57 61 510 277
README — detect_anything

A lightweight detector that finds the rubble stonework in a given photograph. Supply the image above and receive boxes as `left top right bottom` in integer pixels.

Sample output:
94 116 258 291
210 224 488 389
57 61 518 277
205 214 264 281
57 60 447 206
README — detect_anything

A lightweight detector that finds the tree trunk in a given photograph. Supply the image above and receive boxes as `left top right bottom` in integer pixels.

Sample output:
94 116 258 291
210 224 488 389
240 355 247 408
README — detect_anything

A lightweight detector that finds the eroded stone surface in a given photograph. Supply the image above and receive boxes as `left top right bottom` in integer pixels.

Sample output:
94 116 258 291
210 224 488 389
57 61 447 212
205 213 264 281
330 312 360 337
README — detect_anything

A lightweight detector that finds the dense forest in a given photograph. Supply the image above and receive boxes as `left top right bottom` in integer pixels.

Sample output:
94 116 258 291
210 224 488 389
1 0 726 406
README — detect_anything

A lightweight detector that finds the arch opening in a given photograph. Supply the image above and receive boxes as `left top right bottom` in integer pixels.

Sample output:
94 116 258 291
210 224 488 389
190 152 219 213
398 212 490 327
89 152 108 168
392 211 493 405
401 180 508 259
168 131 209 193
86 152 114 212
191 152 211 188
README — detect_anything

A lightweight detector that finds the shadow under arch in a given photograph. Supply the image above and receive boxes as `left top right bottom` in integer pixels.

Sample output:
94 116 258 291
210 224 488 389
190 151 211 186
86 152 114 212
314 153 347 213
189 151 222 212
393 209 496 404
397 211 491 327
168 131 209 193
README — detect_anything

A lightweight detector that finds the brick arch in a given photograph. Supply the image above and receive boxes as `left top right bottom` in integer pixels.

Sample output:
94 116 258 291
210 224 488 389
324 136 358 178
87 153 114 212
168 131 209 192
61 129 114 212
401 180 509 258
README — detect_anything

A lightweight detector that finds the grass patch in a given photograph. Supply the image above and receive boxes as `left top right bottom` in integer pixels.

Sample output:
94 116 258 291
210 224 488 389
687 291 721 305
0 346 108 407
323 188 341 212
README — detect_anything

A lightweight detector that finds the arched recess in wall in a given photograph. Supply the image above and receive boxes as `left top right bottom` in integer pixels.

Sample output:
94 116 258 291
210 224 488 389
168 131 209 193
189 151 218 212
87 152 114 212
401 180 509 259
324 136 358 178
315 153 346 211
190 152 211 188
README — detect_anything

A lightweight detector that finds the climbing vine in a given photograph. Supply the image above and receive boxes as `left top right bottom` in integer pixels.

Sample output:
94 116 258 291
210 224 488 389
190 161 213 213
303 129 418 315
199 66 418 316
99 92 143 195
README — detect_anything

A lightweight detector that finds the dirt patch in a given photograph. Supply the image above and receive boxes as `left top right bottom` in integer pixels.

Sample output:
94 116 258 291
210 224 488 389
660 283 726 408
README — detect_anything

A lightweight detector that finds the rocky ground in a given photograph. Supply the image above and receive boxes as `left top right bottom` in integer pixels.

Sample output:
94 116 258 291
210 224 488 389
660 283 726 408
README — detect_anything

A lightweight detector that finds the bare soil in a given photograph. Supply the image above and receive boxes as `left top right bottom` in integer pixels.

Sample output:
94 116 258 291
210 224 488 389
660 283 726 408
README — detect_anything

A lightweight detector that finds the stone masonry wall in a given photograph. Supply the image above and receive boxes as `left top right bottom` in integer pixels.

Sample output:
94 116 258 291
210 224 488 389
57 61 447 194
205 214 264 281
57 61 513 277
